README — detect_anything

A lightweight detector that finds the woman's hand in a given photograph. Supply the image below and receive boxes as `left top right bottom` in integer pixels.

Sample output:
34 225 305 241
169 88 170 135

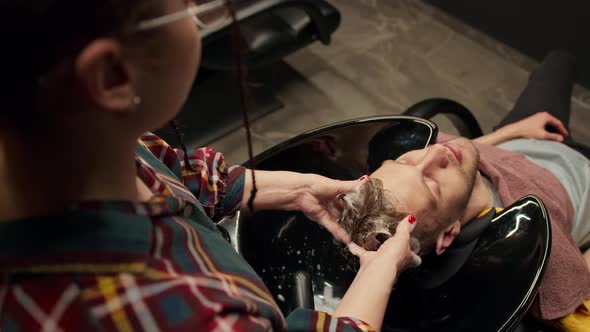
348 215 422 274
334 215 421 331
242 171 363 244
296 175 364 244
475 112 569 146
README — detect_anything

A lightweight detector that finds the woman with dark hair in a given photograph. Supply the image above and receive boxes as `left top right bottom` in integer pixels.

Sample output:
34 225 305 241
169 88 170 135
0 1 420 330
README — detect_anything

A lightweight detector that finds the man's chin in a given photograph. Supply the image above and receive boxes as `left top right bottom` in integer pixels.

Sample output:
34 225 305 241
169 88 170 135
448 138 479 192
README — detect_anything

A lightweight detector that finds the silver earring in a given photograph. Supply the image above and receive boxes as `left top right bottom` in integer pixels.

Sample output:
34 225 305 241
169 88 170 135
129 96 142 111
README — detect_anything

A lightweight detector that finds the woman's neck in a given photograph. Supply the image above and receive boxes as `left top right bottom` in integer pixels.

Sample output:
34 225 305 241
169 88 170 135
0 130 139 220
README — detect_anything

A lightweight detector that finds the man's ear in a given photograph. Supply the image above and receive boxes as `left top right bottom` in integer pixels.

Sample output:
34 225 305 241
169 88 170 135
435 221 461 255
75 39 136 112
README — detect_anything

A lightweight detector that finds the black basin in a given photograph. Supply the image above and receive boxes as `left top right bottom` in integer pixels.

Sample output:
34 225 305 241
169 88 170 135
227 116 436 314
220 116 550 331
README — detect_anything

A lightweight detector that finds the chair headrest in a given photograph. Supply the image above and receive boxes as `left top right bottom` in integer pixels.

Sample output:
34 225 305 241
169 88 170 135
384 196 551 331
410 209 496 289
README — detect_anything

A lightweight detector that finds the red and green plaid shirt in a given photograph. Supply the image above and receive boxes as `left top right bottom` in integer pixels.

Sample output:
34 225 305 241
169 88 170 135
0 133 373 332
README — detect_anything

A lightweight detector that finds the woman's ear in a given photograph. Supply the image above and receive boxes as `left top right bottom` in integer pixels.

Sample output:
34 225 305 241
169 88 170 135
75 39 136 113
435 221 461 255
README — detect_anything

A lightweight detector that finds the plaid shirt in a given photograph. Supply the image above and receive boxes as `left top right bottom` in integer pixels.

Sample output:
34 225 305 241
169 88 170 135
0 133 374 332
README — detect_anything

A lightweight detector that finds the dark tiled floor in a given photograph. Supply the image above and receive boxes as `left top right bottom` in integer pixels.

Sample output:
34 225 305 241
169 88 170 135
208 0 590 164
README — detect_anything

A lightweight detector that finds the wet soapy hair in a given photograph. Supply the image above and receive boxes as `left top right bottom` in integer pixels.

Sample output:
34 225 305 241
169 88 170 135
338 177 435 257
338 178 408 251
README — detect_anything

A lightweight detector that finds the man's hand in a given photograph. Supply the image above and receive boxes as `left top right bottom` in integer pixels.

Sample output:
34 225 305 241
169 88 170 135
506 112 569 142
475 112 569 146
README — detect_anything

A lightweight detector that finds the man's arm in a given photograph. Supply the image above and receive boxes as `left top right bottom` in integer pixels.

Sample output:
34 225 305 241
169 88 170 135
473 124 519 145
474 112 569 146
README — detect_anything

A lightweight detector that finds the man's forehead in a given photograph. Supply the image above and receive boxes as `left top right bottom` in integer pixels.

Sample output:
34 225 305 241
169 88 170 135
372 171 437 215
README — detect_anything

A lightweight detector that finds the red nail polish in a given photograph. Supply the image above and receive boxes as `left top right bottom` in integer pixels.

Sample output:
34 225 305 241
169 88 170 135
359 175 369 181
408 215 417 224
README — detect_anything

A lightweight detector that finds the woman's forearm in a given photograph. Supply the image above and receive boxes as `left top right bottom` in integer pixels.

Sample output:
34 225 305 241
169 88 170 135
334 261 398 331
241 170 313 212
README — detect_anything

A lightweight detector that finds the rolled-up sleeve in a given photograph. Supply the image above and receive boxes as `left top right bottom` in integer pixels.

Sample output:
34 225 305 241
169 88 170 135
286 308 375 332
140 133 245 220
177 146 245 220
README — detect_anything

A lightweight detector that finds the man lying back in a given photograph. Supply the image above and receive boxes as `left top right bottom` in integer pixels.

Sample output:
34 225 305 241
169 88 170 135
339 51 590 331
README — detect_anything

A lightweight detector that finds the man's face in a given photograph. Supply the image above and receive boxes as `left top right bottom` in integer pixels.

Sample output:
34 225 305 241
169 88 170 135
370 137 480 252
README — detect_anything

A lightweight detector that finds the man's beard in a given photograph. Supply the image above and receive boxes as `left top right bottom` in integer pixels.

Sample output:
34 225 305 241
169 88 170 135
451 137 481 219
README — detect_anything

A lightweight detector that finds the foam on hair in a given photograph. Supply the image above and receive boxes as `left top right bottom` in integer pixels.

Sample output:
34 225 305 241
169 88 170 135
338 178 407 251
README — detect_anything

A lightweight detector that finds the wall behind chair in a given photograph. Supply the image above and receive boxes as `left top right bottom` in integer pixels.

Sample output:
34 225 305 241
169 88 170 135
424 0 590 89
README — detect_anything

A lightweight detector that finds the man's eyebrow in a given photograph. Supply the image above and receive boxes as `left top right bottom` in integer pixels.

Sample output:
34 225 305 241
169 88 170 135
421 177 438 203
390 160 438 202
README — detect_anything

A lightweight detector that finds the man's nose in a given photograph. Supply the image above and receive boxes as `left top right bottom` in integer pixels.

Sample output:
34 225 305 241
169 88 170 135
417 145 449 172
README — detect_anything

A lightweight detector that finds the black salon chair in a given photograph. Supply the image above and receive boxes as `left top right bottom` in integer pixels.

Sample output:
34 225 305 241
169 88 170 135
219 99 553 331
401 98 556 332
200 0 341 70
155 0 341 147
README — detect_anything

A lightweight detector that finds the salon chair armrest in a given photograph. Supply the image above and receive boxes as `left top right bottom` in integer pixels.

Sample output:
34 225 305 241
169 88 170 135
202 0 337 44
402 98 484 139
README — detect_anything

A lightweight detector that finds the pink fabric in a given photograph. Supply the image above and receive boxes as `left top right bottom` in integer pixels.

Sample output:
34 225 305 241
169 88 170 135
438 133 590 320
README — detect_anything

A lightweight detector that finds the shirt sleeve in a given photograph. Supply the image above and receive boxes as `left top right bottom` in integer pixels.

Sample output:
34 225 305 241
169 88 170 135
286 308 376 332
140 133 245 220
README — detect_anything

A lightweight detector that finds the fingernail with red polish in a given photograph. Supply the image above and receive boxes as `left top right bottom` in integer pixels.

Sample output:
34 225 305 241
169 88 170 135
408 215 417 224
359 175 369 181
